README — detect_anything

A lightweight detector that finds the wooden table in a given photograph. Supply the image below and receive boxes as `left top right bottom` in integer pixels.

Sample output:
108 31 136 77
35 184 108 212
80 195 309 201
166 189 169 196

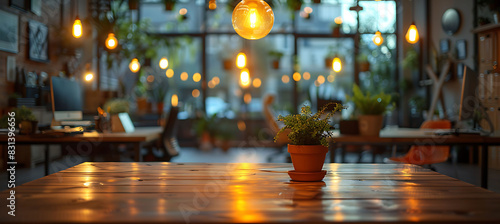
1 162 500 223
329 128 500 189
0 127 162 175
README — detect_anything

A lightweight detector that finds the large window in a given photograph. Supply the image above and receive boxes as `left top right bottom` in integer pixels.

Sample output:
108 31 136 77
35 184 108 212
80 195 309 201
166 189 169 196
135 0 398 119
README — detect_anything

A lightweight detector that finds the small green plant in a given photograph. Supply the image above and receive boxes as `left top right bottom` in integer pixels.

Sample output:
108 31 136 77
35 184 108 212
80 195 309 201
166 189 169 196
194 113 218 137
268 50 284 59
275 103 344 147
356 53 369 63
403 48 419 71
348 84 392 115
0 106 38 128
104 99 130 114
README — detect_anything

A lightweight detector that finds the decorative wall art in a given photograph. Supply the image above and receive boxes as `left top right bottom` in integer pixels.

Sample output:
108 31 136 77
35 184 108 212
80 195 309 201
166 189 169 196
31 0 42 16
9 0 28 11
0 10 19 53
28 20 49 62
456 39 467 60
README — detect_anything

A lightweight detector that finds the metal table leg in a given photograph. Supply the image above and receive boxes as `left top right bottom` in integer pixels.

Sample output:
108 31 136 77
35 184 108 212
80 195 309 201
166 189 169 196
480 144 488 189
44 144 50 176
133 143 142 162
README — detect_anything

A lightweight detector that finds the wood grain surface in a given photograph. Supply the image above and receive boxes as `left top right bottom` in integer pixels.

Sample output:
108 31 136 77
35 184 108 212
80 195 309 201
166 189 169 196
1 162 500 223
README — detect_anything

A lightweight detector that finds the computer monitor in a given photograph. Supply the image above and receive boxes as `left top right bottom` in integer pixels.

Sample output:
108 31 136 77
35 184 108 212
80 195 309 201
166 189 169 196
50 76 84 121
458 65 479 121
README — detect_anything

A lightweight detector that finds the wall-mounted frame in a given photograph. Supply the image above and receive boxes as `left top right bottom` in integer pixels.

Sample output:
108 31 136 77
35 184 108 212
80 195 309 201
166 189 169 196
0 10 19 53
28 20 49 62
440 39 450 54
456 39 467 60
457 62 465 80
31 0 42 16
9 0 28 12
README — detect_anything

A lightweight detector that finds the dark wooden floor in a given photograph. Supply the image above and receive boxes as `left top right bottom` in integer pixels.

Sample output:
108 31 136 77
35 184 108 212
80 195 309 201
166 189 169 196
1 147 499 193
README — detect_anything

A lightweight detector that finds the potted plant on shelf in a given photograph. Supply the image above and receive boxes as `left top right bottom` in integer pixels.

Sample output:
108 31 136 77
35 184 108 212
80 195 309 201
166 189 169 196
324 46 335 69
148 84 168 115
356 53 370 72
164 0 176 11
275 103 344 182
268 50 284 69
348 84 392 136
339 105 359 135
194 113 218 151
11 106 38 135
331 22 341 37
214 124 235 152
286 0 304 11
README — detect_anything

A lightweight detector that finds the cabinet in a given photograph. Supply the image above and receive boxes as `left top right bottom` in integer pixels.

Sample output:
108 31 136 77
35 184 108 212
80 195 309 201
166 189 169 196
475 24 500 169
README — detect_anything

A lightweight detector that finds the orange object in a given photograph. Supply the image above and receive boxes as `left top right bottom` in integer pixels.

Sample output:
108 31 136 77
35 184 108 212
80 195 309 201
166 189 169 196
390 120 452 165
287 144 328 172
288 170 327 182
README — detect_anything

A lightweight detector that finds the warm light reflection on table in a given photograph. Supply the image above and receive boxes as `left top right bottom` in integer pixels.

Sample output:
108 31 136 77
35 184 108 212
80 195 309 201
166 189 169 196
2 163 500 224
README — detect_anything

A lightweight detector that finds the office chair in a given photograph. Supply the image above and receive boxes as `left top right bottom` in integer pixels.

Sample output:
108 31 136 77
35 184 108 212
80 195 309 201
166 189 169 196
144 107 180 162
387 120 452 165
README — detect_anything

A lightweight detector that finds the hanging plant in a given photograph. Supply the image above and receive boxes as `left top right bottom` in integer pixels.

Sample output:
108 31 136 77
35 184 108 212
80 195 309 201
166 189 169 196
164 0 176 11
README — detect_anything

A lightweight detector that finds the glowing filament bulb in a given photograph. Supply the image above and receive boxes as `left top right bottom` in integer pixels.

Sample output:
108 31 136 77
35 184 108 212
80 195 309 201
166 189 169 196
249 9 258 28
159 57 169 69
129 58 140 73
72 17 82 38
171 94 178 107
240 68 251 88
236 52 246 69
373 31 384 46
333 57 342 72
105 33 118 50
405 23 419 44
232 0 274 40
84 73 93 81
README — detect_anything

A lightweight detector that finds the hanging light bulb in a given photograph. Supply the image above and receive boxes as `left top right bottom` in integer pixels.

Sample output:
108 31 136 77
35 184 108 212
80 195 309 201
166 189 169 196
240 68 251 88
171 94 178 107
332 57 342 72
72 16 83 38
159 57 169 69
105 33 118 50
232 0 274 40
84 72 93 82
129 58 140 73
236 52 246 69
405 22 419 44
373 31 384 46
209 0 217 10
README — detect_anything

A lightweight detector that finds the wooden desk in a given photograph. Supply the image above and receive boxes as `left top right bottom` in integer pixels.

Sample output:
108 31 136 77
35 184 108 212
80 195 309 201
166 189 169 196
1 162 500 223
0 127 162 175
329 128 500 189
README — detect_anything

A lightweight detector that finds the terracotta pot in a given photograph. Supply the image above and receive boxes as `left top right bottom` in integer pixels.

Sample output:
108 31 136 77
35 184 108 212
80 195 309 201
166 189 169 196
165 3 174 11
358 115 383 136
272 60 280 69
223 59 232 70
128 0 139 10
332 26 340 37
19 120 37 135
136 97 151 114
288 145 328 172
156 102 164 115
359 62 370 72
339 120 359 135
324 57 333 69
